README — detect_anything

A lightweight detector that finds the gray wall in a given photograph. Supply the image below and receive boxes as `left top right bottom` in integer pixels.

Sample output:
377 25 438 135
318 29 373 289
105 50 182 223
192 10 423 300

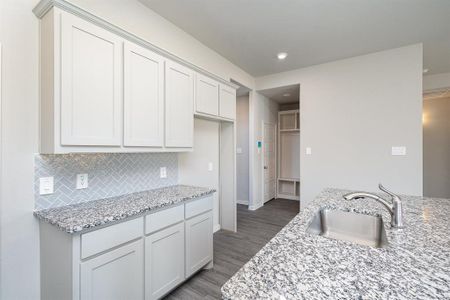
256 44 423 207
178 118 220 231
236 95 250 203
35 153 178 209
423 97 450 198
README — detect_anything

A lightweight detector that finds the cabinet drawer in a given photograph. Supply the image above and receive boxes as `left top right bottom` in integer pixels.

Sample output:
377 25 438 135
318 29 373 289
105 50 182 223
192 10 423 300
145 205 184 235
185 196 213 219
81 217 143 259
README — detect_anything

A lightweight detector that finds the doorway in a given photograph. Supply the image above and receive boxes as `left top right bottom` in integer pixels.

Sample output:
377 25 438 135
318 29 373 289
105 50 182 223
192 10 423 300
258 84 300 207
423 88 450 198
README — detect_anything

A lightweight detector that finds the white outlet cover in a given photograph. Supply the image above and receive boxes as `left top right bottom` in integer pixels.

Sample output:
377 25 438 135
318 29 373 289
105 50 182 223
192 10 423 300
236 147 242 154
160 167 167 178
76 174 89 189
391 146 406 156
39 177 54 195
306 147 312 155
208 162 213 171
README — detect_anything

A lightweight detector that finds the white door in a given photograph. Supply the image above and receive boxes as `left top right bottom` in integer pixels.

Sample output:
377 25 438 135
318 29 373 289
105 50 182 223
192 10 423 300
80 240 144 300
165 60 194 148
123 42 164 147
263 122 276 203
60 12 122 146
219 84 236 120
185 211 213 277
145 222 184 300
195 73 219 116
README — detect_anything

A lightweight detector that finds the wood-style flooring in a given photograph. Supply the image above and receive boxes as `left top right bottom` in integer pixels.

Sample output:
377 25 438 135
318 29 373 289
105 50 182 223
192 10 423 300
164 198 300 300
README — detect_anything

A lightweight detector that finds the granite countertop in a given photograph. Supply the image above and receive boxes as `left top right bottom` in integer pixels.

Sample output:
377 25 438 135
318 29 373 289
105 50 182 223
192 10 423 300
34 185 215 234
222 188 450 299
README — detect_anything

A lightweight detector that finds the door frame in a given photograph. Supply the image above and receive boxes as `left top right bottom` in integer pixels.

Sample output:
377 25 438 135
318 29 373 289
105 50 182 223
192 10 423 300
261 120 277 204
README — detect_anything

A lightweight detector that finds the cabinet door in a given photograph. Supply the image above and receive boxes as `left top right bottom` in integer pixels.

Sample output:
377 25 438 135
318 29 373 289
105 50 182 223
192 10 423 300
124 42 164 147
165 61 194 148
185 211 213 278
80 240 144 300
219 84 236 120
195 73 219 116
145 222 184 300
60 12 122 146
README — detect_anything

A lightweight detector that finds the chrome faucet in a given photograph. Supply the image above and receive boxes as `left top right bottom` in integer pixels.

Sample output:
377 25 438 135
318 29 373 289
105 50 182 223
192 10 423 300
343 184 404 228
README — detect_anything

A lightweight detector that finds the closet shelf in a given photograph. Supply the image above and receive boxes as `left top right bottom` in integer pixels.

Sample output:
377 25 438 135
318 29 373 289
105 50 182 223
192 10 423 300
278 177 300 182
280 129 300 132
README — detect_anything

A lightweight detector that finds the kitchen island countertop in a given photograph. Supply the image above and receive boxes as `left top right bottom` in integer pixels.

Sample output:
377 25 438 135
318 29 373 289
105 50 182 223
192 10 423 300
222 188 450 299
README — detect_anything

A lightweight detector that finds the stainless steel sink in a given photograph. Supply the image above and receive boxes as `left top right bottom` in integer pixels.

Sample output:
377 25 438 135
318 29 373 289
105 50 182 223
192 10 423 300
306 209 388 248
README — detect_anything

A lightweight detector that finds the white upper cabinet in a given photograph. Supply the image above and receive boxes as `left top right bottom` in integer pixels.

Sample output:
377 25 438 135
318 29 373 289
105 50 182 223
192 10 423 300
124 42 164 147
38 7 235 153
219 84 236 120
165 60 194 148
195 73 219 116
60 12 122 146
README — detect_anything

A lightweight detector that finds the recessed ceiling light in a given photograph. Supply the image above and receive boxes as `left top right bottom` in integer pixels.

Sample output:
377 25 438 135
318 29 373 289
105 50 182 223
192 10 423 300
277 52 288 60
283 93 291 97
423 69 429 74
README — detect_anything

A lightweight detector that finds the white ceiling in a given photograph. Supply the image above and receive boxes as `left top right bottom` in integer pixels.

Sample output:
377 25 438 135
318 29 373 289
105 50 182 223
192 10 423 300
140 0 450 77
259 84 300 104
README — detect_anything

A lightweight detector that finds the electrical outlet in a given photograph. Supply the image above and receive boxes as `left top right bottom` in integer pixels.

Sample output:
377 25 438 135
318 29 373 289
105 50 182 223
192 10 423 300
76 174 89 189
39 177 54 195
391 146 406 156
236 147 242 154
160 167 167 178
208 162 213 171
306 147 312 155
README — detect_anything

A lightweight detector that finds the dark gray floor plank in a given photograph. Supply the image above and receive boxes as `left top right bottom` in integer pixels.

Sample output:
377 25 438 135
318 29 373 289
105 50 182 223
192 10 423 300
164 198 299 300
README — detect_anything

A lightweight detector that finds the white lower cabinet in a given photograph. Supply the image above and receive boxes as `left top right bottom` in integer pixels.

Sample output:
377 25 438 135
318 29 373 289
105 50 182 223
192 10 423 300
145 222 185 300
80 239 144 300
185 211 213 277
39 196 214 300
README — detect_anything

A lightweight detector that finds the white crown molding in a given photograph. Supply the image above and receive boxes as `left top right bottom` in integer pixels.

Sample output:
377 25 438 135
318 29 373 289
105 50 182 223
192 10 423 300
33 0 239 89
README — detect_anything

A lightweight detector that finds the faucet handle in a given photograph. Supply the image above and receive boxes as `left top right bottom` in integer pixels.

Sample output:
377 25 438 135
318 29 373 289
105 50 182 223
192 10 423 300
378 183 398 199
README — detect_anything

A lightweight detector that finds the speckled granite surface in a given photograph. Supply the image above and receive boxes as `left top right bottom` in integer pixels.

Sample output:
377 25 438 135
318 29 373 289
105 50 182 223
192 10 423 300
222 188 450 299
34 185 215 234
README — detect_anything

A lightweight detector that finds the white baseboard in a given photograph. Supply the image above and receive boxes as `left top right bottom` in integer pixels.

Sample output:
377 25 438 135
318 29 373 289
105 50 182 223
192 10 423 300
213 224 221 233
248 202 263 211
236 199 249 205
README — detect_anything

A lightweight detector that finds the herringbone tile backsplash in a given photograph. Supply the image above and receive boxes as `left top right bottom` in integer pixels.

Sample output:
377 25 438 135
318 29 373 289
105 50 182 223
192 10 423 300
35 153 178 210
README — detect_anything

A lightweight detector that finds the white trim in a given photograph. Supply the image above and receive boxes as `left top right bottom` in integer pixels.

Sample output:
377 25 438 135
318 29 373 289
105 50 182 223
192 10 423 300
213 224 221 233
248 202 263 211
248 91 255 209
32 0 239 90
236 199 249 205
0 44 2 286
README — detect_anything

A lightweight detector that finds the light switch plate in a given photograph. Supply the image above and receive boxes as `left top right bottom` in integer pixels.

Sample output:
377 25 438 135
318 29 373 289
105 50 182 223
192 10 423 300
160 167 167 178
391 146 406 156
306 147 312 155
236 147 242 154
208 162 213 171
76 174 88 189
39 177 54 195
